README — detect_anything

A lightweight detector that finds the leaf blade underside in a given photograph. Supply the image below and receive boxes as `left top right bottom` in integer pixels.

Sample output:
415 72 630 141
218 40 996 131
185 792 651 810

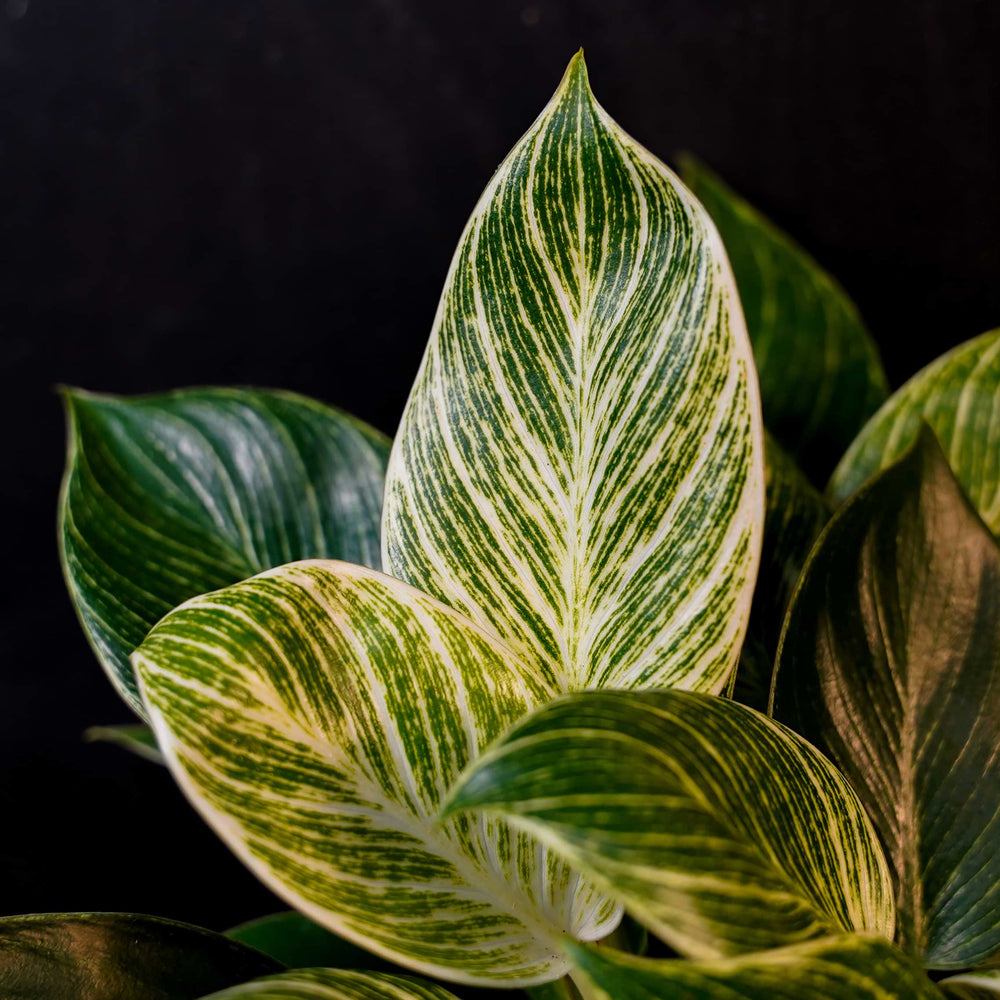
383 53 765 698
773 429 1000 968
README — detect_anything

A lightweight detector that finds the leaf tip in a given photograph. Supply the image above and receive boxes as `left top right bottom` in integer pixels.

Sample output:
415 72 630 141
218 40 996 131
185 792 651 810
557 47 593 101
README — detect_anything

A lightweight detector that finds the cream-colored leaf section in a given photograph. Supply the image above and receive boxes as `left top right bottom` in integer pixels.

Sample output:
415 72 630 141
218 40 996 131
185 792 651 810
382 53 765 696
134 561 620 987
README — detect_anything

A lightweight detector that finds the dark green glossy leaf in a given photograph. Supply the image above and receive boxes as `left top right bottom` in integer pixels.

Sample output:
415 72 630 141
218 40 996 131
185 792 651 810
772 428 1000 968
828 329 1000 532
734 433 829 709
679 155 888 482
199 968 463 1000
443 689 894 960
940 971 1000 999
84 723 164 764
0 913 281 1000
59 387 390 717
226 914 399 974
563 935 942 1000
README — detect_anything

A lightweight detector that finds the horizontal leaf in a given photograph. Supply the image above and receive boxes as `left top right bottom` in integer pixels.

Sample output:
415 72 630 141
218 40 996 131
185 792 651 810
941 971 1000 1000
383 53 765 698
227 913 399 974
679 155 888 482
135 561 619 987
828 328 1000 531
84 723 164 763
772 429 1000 968
734 433 829 708
199 968 463 1000
563 934 942 1000
443 689 894 959
0 913 280 1000
60 387 390 716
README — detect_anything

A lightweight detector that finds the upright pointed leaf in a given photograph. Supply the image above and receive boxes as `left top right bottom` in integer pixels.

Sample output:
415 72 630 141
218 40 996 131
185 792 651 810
60 387 390 715
941 971 1000 1000
443 690 894 960
679 156 888 481
563 935 942 1000
200 968 464 1000
0 913 280 1000
828 329 1000 531
772 429 1000 968
135 561 619 987
734 433 829 708
383 54 765 697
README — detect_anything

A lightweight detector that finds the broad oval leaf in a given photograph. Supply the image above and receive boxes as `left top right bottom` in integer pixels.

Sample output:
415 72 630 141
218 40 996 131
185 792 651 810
734 433 829 709
0 913 281 1000
134 561 620 987
443 689 894 959
84 722 165 763
678 156 889 482
200 968 463 1000
772 429 1000 968
941 971 1000 1000
828 329 1000 530
382 53 765 697
60 386 390 716
563 935 942 1000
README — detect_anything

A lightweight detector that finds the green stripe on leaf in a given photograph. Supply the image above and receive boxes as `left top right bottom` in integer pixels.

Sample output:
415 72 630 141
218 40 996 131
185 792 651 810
60 387 389 716
773 428 1000 968
383 53 765 699
442 689 894 959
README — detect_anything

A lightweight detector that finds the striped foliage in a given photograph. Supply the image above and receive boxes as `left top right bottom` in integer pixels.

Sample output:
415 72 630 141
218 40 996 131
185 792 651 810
200 969 463 1000
134 561 619 987
563 935 942 1000
443 689 894 959
60 387 389 716
382 53 765 698
679 156 888 483
941 972 1000 1000
828 329 1000 531
734 433 829 709
773 429 1000 968
0 913 280 1000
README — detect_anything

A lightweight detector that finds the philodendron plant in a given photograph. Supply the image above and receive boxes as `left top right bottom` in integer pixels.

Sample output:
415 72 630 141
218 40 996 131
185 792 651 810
11 51 997 1000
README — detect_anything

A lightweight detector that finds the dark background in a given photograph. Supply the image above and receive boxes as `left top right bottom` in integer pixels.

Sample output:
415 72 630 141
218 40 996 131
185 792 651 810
1 0 998 931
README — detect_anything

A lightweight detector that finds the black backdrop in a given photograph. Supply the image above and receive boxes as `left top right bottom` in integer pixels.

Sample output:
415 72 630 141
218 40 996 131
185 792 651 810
1 0 998 931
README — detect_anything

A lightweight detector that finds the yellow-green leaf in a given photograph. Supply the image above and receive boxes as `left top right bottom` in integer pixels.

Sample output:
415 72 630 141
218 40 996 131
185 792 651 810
134 561 619 987
443 690 894 959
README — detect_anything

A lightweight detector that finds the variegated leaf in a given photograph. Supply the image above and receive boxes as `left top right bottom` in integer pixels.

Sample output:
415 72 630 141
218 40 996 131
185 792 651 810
134 561 620 987
941 971 1000 1000
60 387 389 715
563 935 942 1000
199 969 463 1000
772 429 1000 968
0 913 280 1000
382 53 765 698
828 329 1000 531
678 156 889 483
443 690 894 959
